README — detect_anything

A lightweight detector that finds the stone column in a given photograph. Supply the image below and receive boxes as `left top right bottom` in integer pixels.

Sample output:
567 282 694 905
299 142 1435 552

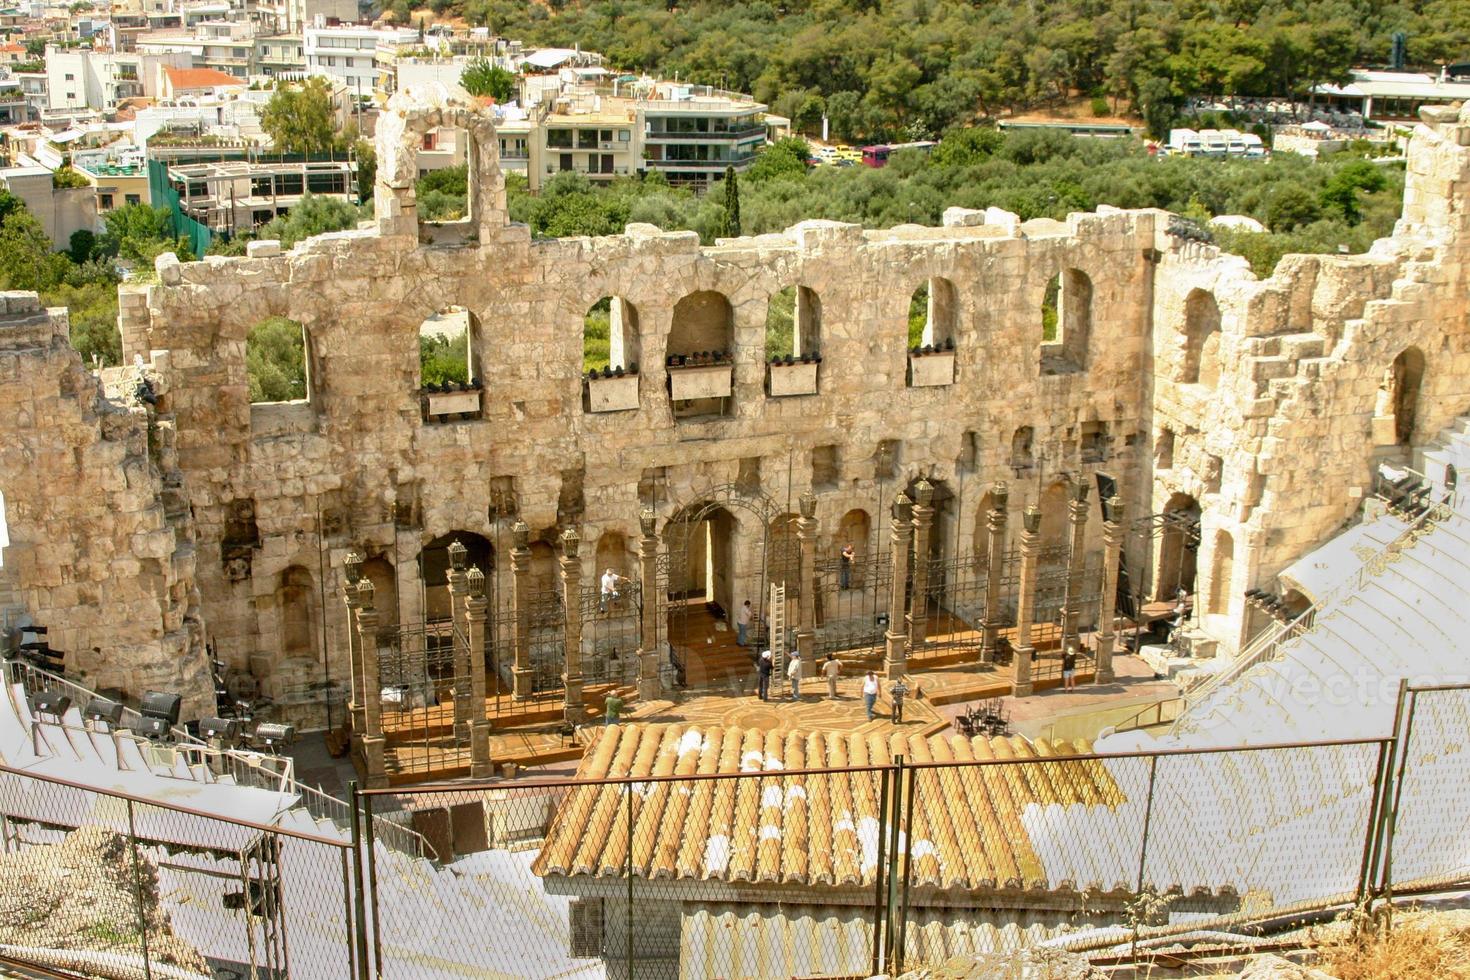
884 492 914 680
343 554 365 746
637 509 661 700
464 565 492 778
979 483 1009 664
560 529 586 727
1012 506 1041 698
446 539 471 742
1060 481 1091 647
353 583 387 789
907 479 935 655
1094 498 1124 685
510 521 534 700
795 491 818 664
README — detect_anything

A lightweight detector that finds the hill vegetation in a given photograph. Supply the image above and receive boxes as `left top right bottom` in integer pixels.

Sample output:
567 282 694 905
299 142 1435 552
404 0 1468 141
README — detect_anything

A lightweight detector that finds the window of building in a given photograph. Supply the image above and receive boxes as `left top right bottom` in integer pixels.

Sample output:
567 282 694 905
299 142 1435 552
98 193 113 209
584 296 639 374
64 72 74 80
577 129 598 149
765 285 821 360
246 317 309 404
1040 268 1093 375
547 128 572 149
617 129 630 142
907 277 957 349
124 193 139 205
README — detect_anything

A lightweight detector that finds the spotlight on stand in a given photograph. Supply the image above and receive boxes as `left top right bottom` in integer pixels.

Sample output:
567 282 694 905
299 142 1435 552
139 690 182 742
84 697 124 729
200 717 241 743
27 691 70 719
253 722 296 753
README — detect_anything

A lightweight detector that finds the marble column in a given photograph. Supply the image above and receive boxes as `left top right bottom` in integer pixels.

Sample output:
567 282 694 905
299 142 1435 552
1012 506 1041 698
637 509 661 700
446 539 471 742
795 491 818 664
510 521 534 700
343 554 365 747
464 565 492 777
560 528 585 726
1095 498 1124 685
907 479 935 654
884 491 914 680
353 581 387 789
979 483 1009 664
1061 480 1091 647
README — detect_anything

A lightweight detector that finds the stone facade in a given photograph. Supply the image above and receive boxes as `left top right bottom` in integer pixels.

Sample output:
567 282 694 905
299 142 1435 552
4 92 1470 726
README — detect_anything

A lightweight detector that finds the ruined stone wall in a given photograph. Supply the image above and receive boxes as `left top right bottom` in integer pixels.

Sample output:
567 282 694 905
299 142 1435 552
0 292 210 715
1148 105 1470 648
13 93 1467 718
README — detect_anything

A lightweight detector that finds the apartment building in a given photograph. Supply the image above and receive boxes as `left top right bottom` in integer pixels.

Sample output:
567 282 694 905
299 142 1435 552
641 87 767 186
254 33 304 77
305 24 414 95
168 157 356 233
45 46 191 111
0 78 26 124
257 0 356 35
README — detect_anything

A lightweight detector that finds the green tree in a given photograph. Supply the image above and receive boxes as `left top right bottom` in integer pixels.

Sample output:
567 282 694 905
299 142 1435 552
101 204 190 264
246 317 308 403
0 210 66 291
419 331 470 385
459 58 517 101
745 138 809 183
1320 160 1388 224
256 193 362 248
720 165 741 238
354 137 377 201
1266 184 1322 232
52 166 89 189
260 77 336 156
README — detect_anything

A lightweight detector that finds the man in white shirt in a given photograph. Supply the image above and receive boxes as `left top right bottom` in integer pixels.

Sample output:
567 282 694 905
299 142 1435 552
599 568 623 612
787 651 802 700
862 671 879 721
736 600 753 646
822 653 841 699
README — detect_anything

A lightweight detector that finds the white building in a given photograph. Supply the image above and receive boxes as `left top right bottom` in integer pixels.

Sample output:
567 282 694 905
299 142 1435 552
257 0 356 35
304 24 414 95
45 46 191 111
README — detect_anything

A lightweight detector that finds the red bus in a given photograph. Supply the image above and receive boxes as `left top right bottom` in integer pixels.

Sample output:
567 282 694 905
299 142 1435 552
861 141 938 168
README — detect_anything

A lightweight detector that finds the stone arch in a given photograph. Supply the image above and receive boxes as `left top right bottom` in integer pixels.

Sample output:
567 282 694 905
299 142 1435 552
667 290 735 419
584 296 640 373
1011 426 1035 467
1156 493 1201 600
1040 267 1092 374
277 565 317 662
1039 480 1070 552
529 539 557 593
595 529 632 579
669 290 734 358
768 513 801 589
420 531 493 624
374 94 505 241
361 555 399 636
1208 528 1235 617
246 316 311 404
1374 346 1425 448
765 285 822 359
1181 288 1222 386
907 277 958 349
665 501 740 615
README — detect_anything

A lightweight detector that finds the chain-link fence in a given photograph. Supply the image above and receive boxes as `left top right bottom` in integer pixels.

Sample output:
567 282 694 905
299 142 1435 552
0 763 356 980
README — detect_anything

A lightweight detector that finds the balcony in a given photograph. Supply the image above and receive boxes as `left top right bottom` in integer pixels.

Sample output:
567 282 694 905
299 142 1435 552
908 343 955 388
643 158 749 171
644 126 766 142
419 382 483 423
767 355 819 397
585 369 639 413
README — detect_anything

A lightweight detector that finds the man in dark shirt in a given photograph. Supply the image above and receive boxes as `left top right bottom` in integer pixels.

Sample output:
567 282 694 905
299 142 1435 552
1062 645 1078 690
756 649 773 701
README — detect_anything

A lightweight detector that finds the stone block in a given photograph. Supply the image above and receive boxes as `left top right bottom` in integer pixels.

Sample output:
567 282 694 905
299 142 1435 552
247 240 283 258
767 361 819 397
668 364 732 401
908 351 955 387
586 373 640 412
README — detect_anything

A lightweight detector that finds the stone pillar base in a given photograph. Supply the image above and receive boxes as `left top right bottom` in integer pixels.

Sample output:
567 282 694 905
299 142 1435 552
883 631 907 680
469 720 492 778
512 669 534 700
1094 636 1116 684
637 670 660 701
1011 646 1034 698
362 735 388 789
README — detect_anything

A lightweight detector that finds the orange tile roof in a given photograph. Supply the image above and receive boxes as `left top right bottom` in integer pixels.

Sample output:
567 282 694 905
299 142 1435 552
531 724 1124 891
163 66 244 90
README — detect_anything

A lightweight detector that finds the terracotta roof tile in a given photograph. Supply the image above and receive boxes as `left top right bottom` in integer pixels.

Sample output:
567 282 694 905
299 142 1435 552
532 723 1124 893
163 66 245 90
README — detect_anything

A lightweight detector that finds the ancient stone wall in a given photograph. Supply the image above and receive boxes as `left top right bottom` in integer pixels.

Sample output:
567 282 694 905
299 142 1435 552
9 93 1470 721
0 292 210 715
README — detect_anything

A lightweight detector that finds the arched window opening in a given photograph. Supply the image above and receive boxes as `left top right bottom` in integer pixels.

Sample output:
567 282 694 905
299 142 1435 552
1208 529 1235 617
768 513 801 591
835 509 873 587
1155 428 1175 471
1039 480 1070 554
667 290 734 419
361 555 399 639
1373 347 1425 449
1011 426 1035 468
907 277 957 350
419 307 483 422
584 296 640 374
595 530 632 579
765 285 822 360
1181 289 1221 386
277 565 317 662
421 532 492 624
246 317 309 404
1155 493 1200 601
1040 268 1092 375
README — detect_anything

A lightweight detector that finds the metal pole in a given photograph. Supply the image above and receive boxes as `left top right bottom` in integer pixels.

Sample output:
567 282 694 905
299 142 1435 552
348 782 369 980
316 496 333 731
125 799 154 980
625 783 634 980
1357 678 1408 919
364 791 383 978
1379 683 1419 926
870 766 889 976
885 755 905 972
1132 754 1160 957
340 848 358 980
897 762 916 972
